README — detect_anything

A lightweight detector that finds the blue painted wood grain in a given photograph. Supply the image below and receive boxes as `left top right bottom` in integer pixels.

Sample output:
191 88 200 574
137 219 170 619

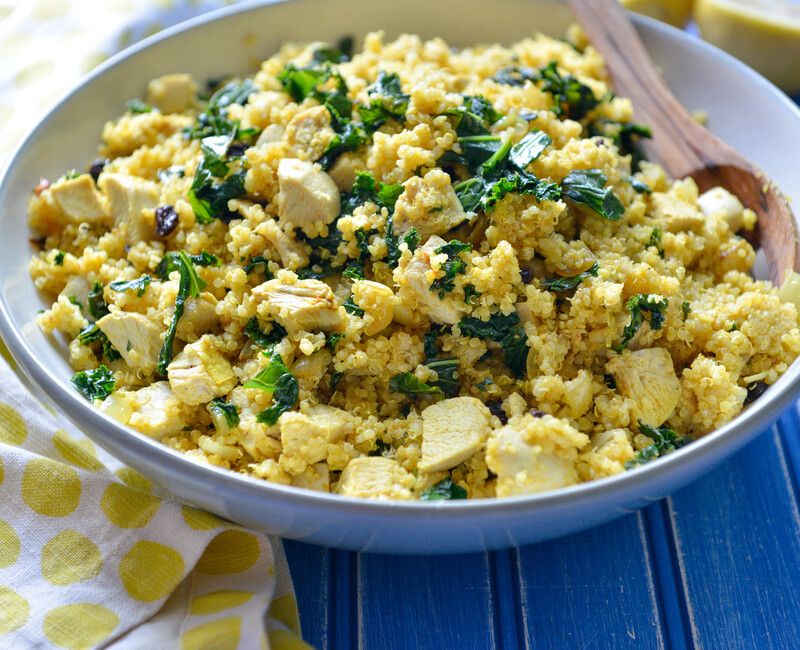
286 419 800 650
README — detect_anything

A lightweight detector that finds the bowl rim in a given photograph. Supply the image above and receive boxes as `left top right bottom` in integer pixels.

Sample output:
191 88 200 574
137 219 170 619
2 0 800 518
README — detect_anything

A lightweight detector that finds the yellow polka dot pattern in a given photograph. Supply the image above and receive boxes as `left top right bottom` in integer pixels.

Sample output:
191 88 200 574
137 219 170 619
21 457 81 517
0 3 301 643
41 530 103 586
43 603 118 650
119 540 185 602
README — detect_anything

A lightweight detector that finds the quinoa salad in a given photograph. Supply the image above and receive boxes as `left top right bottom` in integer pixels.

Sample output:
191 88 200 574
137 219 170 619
28 29 800 500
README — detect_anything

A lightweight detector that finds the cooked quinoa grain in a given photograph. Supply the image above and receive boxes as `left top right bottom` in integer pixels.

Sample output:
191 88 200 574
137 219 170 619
29 30 800 499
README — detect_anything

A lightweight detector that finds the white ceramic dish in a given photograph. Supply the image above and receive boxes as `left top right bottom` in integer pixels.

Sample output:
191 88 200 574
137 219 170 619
2 0 800 554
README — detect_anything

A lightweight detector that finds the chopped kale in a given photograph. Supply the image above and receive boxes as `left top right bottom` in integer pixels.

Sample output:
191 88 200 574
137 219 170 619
343 261 366 280
125 98 153 114
184 79 258 140
492 66 538 86
627 176 652 194
189 251 221 267
359 72 410 131
87 282 109 320
537 61 599 120
476 377 494 391
71 365 115 402
454 171 560 213
561 169 624 220
208 398 240 429
458 312 528 378
420 477 467 501
109 275 151 297
591 120 653 168
243 255 273 280
342 295 364 316
244 352 299 425
509 130 552 169
443 95 503 137
77 324 121 362
430 240 471 298
388 372 442 397
463 283 480 305
385 223 419 268
682 301 691 319
54 251 65 266
187 134 247 224
326 332 345 350
157 252 206 375
646 227 664 258
425 359 459 398
244 316 286 349
625 422 690 468
342 171 404 215
615 294 669 352
541 262 599 292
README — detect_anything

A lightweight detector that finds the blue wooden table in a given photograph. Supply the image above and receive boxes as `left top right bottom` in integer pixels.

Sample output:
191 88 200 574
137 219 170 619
285 404 800 649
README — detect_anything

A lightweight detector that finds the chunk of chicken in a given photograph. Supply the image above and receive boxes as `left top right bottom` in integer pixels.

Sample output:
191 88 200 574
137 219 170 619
394 236 468 325
336 457 414 499
352 280 395 335
261 219 310 270
96 311 162 371
328 152 364 192
606 347 681 427
60 276 92 319
254 277 344 334
301 404 354 442
176 292 219 342
697 187 753 233
126 382 187 439
285 105 335 161
146 73 197 114
419 397 492 472
49 174 107 224
276 158 340 237
98 173 158 244
393 169 468 239
256 123 285 146
166 335 237 406
487 423 579 496
290 463 330 492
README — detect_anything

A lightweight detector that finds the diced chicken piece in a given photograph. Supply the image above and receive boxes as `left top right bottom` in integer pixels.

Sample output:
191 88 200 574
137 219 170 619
394 236 468 325
277 407 351 476
301 404 354 442
697 187 753 233
49 174 107 224
176 292 219 342
487 423 579 496
419 397 492 472
276 158 340 237
291 463 330 492
60 276 92 318
167 335 237 406
261 219 310 270
563 370 593 419
285 105 335 161
328 152 364 192
126 382 187 439
650 193 705 233
393 169 469 238
97 310 162 371
256 124 285 146
99 173 158 244
352 280 395 335
607 347 681 427
146 73 197 113
254 277 344 334
336 457 413 499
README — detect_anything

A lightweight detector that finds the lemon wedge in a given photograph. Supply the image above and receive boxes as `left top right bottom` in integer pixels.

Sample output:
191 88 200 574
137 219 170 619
694 0 800 92
621 0 695 27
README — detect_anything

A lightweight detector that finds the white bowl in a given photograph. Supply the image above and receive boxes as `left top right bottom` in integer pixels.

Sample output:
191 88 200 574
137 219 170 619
2 0 800 554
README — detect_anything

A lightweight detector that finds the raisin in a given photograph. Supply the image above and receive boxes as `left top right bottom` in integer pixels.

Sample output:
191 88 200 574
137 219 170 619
745 381 768 405
227 143 249 158
529 409 545 418
486 399 507 424
88 158 108 181
155 205 179 237
520 268 533 284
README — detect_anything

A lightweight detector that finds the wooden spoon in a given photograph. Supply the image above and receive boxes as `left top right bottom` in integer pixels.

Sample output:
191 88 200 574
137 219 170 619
566 0 800 285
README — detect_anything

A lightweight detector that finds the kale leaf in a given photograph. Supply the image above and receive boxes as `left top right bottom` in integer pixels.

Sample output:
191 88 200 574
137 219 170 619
87 281 109 320
244 316 287 350
420 477 468 501
358 72 410 131
541 262 599 292
208 397 240 429
625 422 690 468
615 293 669 352
109 275 151 297
561 169 624 220
388 373 443 396
244 352 299 425
71 365 115 402
430 240 471 298
458 312 528 378
537 61 599 120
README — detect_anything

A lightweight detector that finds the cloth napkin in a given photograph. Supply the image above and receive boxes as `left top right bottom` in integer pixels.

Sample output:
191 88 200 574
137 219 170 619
0 1 310 648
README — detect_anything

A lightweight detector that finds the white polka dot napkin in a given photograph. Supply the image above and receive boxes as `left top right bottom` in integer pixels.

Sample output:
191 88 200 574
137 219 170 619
0 353 309 649
0 1 310 648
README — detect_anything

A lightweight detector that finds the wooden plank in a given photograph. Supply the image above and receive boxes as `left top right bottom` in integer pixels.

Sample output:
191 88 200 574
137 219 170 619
666 425 800 649
284 540 331 650
515 513 664 649
357 552 496 649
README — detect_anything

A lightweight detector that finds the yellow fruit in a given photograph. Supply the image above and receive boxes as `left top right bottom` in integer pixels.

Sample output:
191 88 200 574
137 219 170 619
694 0 800 92
621 0 695 27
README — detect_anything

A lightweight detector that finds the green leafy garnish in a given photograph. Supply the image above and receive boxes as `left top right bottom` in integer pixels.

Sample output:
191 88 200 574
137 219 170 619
54 251 65 266
388 373 442 396
359 72 410 131
342 171 404 215
425 359 459 398
126 99 153 114
77 324 121 362
444 95 503 137
244 353 299 425
454 172 560 213
326 332 345 350
627 176 652 194
463 284 480 305
429 240 471 298
311 37 353 64
109 275 151 297
189 251 221 267
157 252 206 375
541 262 599 292
71 365 115 402
682 301 691 319
208 397 240 429
615 294 669 352
537 61 599 120
509 130 552 169
646 227 664 258
492 66 538 86
458 312 528 378
625 422 690 468
343 261 366 280
342 295 364 316
561 169 624 220
244 316 286 350
87 282 109 320
188 134 247 224
184 80 258 140
420 477 467 501
385 225 419 268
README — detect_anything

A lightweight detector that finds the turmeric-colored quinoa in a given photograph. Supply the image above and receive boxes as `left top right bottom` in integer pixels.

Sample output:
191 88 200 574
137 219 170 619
28 29 800 500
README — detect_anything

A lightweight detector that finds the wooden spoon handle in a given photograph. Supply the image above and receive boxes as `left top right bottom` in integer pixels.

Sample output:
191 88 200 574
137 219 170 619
565 0 739 179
